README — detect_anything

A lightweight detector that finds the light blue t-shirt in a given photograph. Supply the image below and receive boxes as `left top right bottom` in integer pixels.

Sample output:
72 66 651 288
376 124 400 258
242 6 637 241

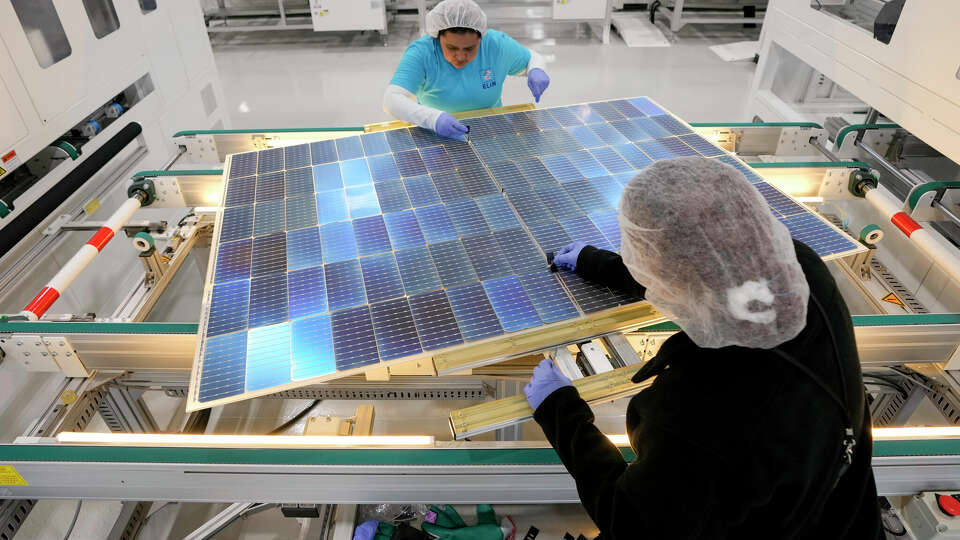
390 30 531 113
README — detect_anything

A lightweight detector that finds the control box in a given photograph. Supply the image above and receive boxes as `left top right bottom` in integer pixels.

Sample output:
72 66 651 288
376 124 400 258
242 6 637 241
905 492 960 539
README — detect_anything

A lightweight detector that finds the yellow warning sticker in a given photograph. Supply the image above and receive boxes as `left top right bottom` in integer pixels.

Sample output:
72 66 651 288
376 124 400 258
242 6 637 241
882 292 906 308
84 198 101 216
0 166 6 177
0 465 27 486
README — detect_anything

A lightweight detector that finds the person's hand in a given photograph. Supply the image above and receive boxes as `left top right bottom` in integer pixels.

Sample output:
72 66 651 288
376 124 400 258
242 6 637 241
552 241 587 271
527 68 550 103
353 520 394 540
524 359 573 411
435 113 469 142
421 505 508 540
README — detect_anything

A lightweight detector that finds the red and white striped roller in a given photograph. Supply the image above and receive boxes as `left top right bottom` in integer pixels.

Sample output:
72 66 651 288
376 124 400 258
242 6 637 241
21 197 144 321
863 186 960 286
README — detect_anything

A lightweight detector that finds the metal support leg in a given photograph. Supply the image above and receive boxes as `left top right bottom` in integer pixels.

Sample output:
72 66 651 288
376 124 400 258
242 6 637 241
184 503 275 540
602 0 613 45
602 333 643 368
0 499 35 540
98 385 159 433
278 0 287 28
495 381 522 441
106 501 152 540
671 0 685 32
417 0 427 36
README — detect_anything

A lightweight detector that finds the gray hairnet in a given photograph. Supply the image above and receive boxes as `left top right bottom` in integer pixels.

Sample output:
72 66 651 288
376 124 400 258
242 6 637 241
426 0 487 38
618 157 809 349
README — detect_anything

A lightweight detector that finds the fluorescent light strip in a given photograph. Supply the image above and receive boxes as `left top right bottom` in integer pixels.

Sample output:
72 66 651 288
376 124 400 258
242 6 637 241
56 432 435 447
872 427 960 439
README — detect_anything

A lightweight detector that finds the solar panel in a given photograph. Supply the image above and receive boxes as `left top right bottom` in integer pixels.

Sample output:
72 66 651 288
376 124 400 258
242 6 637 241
190 97 865 410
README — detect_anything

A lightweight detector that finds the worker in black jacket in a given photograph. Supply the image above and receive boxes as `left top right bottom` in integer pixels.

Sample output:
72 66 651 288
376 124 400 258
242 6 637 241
525 157 883 539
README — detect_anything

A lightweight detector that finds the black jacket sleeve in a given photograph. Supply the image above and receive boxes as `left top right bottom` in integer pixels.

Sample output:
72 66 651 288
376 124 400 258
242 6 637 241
575 246 646 299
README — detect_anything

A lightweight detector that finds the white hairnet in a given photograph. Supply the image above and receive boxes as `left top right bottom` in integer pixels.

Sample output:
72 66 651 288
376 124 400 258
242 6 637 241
618 157 809 349
426 0 487 38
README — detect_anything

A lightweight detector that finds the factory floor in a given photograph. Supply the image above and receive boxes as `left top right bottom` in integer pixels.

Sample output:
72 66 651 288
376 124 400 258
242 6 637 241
14 17 772 540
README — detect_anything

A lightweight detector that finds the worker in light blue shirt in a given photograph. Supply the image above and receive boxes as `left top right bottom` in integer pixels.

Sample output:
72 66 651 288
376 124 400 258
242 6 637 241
383 0 551 141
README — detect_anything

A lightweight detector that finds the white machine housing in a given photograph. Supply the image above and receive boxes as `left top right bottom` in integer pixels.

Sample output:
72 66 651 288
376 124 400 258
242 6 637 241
310 0 387 32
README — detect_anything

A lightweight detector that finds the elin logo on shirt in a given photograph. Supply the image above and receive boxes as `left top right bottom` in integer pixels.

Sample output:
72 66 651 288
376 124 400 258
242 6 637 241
480 68 496 89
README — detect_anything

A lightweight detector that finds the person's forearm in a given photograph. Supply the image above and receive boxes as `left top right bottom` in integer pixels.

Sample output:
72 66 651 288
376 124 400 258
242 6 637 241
382 84 442 131
526 49 546 74
576 246 647 299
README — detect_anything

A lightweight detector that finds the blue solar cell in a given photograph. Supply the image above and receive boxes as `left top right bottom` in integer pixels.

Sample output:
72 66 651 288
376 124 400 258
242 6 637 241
517 158 557 187
508 187 554 224
198 331 246 401
495 228 545 274
336 137 364 160
658 137 699 157
213 241 253 285
286 227 323 271
420 146 455 173
284 144 311 170
313 163 343 192
375 180 412 213
614 143 654 169
637 139 677 160
628 97 666 116
221 205 254 243
341 158 373 186
446 198 490 238
564 179 613 214
482 275 541 332
476 194 520 231
459 167 499 197
445 282 504 341
465 115 512 139
589 102 626 122
407 290 463 350
331 306 380 370
517 270 580 323
444 142 483 169
385 129 417 152
316 190 349 225
324 260 367 312
345 184 381 219
394 246 442 295
207 280 250 337
591 175 625 207
415 204 458 243
487 161 528 192
651 114 693 135
496 134 534 161
230 151 257 179
396 149 428 177
370 298 422 361
561 215 613 251
290 314 336 380
590 147 633 174
541 155 584 183
589 123 630 146
568 104 605 124
431 171 469 202
549 107 583 127
225 176 256 207
610 120 651 142
366 154 400 183
634 117 671 139
474 138 509 164
543 129 583 153
566 150 608 178
353 215 392 256
536 184 584 220
248 273 287 328
360 252 405 304
429 240 478 287
257 147 283 174
252 233 286 277
614 171 637 186
779 213 858 257
286 195 318 230
383 210 427 249
411 126 448 148
404 175 442 207
528 220 572 254
288 266 327 319
310 140 338 164
360 132 390 156
557 269 621 313
528 108 562 130
680 134 725 157
255 171 284 202
321 221 358 263
461 233 511 281
568 125 606 149
755 182 807 217
252 198 284 237
521 131 552 155
589 211 621 251
715 155 764 183
285 167 314 197
506 111 539 133
610 99 647 119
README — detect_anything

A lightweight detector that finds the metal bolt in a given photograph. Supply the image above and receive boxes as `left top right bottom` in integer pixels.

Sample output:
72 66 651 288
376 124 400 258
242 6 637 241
66 352 72 357
938 524 948 533
41 352 48 357
50 352 57 357
23 352 30 357
59 341 65 346
16 341 23 346
34 342 41 347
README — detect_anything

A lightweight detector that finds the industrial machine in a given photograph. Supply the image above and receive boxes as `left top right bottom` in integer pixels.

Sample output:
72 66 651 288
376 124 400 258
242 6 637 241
1 0 960 539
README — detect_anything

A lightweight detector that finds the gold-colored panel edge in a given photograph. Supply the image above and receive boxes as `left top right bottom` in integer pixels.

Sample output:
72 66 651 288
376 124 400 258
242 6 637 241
363 103 537 133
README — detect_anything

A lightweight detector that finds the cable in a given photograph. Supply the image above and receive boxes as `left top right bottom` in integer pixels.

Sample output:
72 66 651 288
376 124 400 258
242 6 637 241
177 212 197 227
267 400 323 435
814 0 823 9
63 500 82 540
863 377 908 397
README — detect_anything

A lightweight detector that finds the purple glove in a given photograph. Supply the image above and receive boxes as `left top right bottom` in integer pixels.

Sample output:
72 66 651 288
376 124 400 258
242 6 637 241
353 520 378 540
552 241 587 271
435 113 469 142
524 358 573 411
527 68 550 103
